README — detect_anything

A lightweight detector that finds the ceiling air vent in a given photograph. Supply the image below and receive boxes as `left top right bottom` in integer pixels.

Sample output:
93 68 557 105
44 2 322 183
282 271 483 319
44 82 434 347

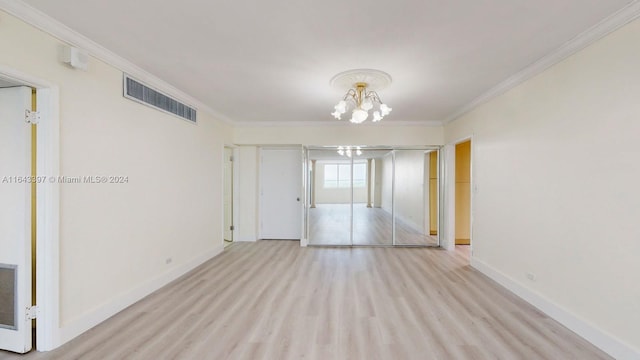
123 75 197 123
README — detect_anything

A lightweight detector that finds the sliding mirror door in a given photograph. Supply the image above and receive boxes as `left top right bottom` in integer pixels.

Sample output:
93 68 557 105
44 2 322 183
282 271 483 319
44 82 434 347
353 149 393 246
306 146 440 247
393 149 439 246
308 149 352 245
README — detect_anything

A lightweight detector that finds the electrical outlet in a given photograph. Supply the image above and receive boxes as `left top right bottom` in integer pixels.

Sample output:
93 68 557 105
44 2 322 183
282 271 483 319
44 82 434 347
526 272 537 281
165 257 172 265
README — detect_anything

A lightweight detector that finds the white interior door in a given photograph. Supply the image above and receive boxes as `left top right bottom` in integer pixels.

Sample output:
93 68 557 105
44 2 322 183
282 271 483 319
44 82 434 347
260 148 302 240
0 86 33 353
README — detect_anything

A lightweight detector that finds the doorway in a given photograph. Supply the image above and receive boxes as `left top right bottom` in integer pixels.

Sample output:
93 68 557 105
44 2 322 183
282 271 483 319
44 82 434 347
0 68 60 353
306 146 440 247
455 140 472 246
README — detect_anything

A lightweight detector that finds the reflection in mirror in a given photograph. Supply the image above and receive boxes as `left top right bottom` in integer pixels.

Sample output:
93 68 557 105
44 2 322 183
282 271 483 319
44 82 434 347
306 146 439 247
393 150 439 246
308 149 352 245
352 149 393 245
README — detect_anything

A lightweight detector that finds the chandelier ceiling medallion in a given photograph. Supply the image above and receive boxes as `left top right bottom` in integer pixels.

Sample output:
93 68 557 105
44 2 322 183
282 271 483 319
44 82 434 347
330 69 392 124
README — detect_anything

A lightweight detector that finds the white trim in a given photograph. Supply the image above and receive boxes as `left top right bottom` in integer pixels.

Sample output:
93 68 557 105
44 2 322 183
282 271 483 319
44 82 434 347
35 87 61 351
232 147 240 243
0 0 235 125
442 144 456 251
445 1 640 124
471 257 640 360
59 245 224 345
235 235 257 242
468 136 474 256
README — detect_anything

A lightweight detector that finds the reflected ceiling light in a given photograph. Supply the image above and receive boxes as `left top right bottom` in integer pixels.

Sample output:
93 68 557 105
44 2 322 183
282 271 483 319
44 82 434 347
330 69 392 124
337 146 362 157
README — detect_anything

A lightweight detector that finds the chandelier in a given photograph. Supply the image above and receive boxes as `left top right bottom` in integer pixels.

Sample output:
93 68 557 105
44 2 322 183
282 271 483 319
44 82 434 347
337 146 362 157
330 69 392 124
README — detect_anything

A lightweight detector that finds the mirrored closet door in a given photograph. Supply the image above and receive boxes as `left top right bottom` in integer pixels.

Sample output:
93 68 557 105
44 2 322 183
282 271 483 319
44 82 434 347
306 146 440 247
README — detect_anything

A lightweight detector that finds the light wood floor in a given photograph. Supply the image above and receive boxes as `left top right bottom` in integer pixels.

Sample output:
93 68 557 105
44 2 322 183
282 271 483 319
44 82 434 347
1 241 610 360
309 204 438 246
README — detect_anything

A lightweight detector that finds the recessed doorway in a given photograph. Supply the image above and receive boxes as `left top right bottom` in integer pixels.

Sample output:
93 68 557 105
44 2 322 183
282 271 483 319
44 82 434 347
455 140 471 246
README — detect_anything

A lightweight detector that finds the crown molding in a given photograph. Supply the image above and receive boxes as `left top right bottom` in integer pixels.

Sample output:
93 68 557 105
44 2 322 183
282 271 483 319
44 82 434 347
0 0 236 125
445 0 640 124
234 120 444 128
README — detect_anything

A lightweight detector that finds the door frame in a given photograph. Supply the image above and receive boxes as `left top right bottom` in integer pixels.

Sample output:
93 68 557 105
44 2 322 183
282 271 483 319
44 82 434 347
443 135 474 252
0 65 61 351
222 145 240 244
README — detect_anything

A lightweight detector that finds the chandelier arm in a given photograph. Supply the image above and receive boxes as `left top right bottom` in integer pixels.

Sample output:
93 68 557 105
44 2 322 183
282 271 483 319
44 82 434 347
366 91 383 104
343 88 357 100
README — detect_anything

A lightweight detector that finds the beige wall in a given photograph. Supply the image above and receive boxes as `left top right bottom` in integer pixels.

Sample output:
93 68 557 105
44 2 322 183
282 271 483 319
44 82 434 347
0 9 231 342
445 17 640 353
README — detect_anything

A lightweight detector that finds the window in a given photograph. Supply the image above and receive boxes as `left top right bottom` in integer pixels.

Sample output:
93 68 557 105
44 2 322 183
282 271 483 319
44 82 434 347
323 163 366 188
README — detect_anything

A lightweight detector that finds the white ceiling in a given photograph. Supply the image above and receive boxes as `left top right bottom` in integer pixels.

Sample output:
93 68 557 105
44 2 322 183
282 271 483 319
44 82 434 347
20 0 636 125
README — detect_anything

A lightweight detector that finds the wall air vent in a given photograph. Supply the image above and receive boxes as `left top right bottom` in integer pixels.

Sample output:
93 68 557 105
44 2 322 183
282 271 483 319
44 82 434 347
123 75 197 123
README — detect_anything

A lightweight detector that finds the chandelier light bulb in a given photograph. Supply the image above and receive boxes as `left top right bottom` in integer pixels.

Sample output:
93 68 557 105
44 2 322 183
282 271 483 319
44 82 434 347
380 103 392 116
336 145 364 157
361 99 373 111
351 108 368 124
372 111 382 122
331 110 342 120
335 100 347 114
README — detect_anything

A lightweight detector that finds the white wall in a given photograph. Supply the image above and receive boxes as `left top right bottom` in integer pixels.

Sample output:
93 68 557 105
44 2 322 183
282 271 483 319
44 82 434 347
236 146 259 241
0 9 232 347
445 17 640 357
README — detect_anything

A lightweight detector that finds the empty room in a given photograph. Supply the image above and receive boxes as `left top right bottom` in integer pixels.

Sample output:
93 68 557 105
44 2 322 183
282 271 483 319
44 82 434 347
0 0 639 359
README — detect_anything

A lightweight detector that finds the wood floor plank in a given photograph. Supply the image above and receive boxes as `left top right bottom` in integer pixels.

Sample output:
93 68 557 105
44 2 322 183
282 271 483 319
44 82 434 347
0 241 612 360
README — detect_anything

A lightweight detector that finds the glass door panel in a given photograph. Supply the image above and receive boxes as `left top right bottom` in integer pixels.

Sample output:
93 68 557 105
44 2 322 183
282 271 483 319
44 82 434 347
308 149 352 245
394 149 439 246
353 149 393 245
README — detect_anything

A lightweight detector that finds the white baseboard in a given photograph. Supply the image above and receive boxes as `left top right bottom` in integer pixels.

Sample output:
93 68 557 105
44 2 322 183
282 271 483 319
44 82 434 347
58 245 224 347
471 257 640 360
235 235 257 242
